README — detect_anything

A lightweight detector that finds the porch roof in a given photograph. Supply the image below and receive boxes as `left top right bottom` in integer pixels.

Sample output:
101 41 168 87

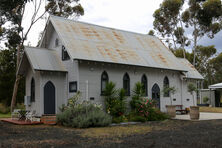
17 47 67 75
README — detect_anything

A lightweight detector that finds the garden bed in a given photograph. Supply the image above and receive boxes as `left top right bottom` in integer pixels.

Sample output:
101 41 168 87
1 119 222 147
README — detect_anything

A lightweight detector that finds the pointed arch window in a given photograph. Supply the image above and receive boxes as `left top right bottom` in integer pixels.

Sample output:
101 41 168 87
141 74 148 96
123 73 130 96
101 71 109 95
163 76 170 97
31 78 35 102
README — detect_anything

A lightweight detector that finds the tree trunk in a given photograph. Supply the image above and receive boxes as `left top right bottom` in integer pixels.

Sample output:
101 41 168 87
10 44 22 112
193 24 198 66
11 75 21 112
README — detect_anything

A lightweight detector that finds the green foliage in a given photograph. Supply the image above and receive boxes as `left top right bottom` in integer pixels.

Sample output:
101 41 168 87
45 0 84 18
187 83 197 94
195 45 217 88
0 0 84 109
148 30 155 36
130 82 146 110
153 0 222 64
210 52 222 84
187 82 197 106
128 103 169 122
0 49 25 106
128 112 147 122
162 86 176 96
0 103 10 114
147 108 169 121
203 96 209 104
103 82 127 118
112 115 128 123
57 93 111 128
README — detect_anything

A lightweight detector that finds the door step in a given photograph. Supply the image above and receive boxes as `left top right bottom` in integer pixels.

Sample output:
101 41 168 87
41 115 56 125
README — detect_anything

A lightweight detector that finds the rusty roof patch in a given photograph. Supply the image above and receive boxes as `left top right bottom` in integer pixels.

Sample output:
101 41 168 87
50 15 189 72
177 58 203 79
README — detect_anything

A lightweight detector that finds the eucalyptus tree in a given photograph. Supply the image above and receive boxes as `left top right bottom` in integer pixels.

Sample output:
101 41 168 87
153 0 188 57
182 0 222 65
153 0 222 64
0 0 84 111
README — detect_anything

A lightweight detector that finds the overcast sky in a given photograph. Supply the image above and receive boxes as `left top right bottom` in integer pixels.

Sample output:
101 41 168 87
24 0 221 52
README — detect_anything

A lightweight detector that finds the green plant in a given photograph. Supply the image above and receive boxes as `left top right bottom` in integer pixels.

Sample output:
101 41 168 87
112 115 128 123
130 82 146 110
103 82 127 118
203 96 209 104
187 83 197 106
128 112 147 122
147 108 169 121
0 103 10 114
162 86 177 105
57 92 112 128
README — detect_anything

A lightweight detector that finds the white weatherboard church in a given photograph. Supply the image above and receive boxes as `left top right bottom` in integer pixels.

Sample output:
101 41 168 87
18 15 203 116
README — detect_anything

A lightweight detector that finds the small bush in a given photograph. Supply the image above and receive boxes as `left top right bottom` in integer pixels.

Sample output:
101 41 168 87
147 108 169 121
57 92 112 128
203 96 209 104
57 104 112 128
103 82 127 118
128 112 147 122
0 103 10 114
112 115 128 123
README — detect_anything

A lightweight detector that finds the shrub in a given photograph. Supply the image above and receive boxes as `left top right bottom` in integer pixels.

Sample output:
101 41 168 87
103 82 127 118
57 92 112 128
128 112 147 122
203 96 209 104
112 115 128 123
0 103 10 114
130 82 146 110
147 108 169 121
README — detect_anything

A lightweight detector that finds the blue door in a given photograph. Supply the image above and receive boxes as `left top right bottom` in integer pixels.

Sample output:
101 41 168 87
152 84 160 109
44 81 55 114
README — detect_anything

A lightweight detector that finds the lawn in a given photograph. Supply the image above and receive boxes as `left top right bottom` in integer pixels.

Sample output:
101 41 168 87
200 107 222 113
1 119 222 147
0 113 11 118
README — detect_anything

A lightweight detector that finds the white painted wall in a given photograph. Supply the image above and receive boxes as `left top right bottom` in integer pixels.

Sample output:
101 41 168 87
78 61 197 112
25 66 41 116
33 26 198 114
39 71 66 115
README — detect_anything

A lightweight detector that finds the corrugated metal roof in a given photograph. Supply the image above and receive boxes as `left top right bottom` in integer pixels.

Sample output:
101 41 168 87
24 47 67 72
177 58 204 80
209 83 222 89
50 15 187 72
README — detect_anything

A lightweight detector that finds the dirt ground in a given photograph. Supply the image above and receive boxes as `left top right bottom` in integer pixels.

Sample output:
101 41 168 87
1 119 222 148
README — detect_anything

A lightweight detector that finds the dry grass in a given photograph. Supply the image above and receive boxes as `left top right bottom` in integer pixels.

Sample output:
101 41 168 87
200 107 222 113
80 125 152 138
79 120 177 138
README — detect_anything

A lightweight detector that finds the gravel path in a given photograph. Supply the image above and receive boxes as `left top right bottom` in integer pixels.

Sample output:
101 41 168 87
0 120 222 148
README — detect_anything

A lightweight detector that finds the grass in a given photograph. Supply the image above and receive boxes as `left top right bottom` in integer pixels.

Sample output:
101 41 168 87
79 120 173 138
80 125 152 138
0 113 11 118
200 107 222 113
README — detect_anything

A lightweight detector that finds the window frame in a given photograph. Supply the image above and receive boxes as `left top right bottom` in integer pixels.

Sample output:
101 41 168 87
62 45 70 61
69 81 78 93
141 74 148 96
30 78 35 102
101 71 109 96
163 76 170 97
123 73 130 96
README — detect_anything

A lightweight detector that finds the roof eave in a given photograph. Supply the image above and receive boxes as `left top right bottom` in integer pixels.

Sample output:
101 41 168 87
75 58 187 72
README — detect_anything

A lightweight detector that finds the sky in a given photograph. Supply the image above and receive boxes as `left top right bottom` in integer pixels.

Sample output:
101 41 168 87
22 0 221 52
